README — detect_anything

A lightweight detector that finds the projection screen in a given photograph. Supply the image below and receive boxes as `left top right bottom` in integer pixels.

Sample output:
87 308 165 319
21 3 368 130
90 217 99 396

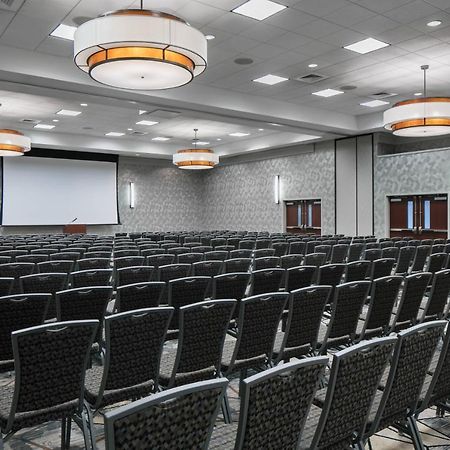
2 156 119 226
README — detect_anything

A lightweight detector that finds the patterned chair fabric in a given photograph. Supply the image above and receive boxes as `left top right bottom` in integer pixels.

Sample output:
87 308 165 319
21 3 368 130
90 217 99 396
70 269 112 288
115 282 165 313
314 245 331 261
344 260 371 282
113 249 140 258
395 246 416 274
347 243 365 262
381 246 399 260
77 258 110 271
426 253 448 275
280 254 303 269
411 245 431 272
83 251 112 259
370 258 395 280
253 249 275 259
364 248 382 262
146 253 175 268
210 358 327 450
103 378 228 450
158 264 191 286
285 265 317 292
212 273 250 302
159 300 236 388
316 264 345 299
50 252 80 262
177 253 204 264
113 256 145 271
0 263 35 293
205 251 229 261
37 260 74 274
289 241 305 255
250 268 285 296
272 242 288 258
84 307 173 410
303 252 327 268
0 278 14 298
115 266 154 287
223 258 252 274
273 286 331 363
330 244 349 263
255 239 271 249
253 257 280 271
192 261 223 277
421 269 450 321
305 241 319 255
238 240 255 251
0 293 50 372
16 254 49 264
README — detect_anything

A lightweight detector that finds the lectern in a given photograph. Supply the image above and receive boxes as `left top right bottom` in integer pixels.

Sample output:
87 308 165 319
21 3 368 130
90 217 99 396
63 224 87 234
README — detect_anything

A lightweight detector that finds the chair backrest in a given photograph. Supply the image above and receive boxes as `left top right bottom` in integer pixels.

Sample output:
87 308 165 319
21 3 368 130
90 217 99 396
364 248 382 262
0 277 14 297
255 239 271 249
96 307 173 405
37 260 74 274
317 264 345 290
235 357 328 450
253 249 275 259
77 257 110 271
253 256 280 271
426 252 448 274
276 286 331 362
70 269 112 288
288 241 305 255
370 257 395 280
272 242 288 257
285 265 316 291
191 260 223 277
303 252 327 267
330 244 348 263
395 246 416 274
113 256 145 270
432 244 445 254
305 240 319 254
239 240 255 250
423 269 450 320
360 275 403 339
368 321 446 437
177 252 203 264
16 254 48 264
229 249 252 259
167 300 236 387
104 378 228 450
0 293 50 364
315 245 331 260
158 263 191 283
84 251 112 259
205 250 229 261
20 272 67 296
140 248 165 258
411 245 431 272
50 252 80 262
226 293 288 374
56 286 113 323
344 260 370 282
115 281 165 313
321 281 371 350
223 258 252 274
114 249 140 258
0 262 35 292
115 265 154 287
250 268 284 296
168 277 210 329
381 246 399 260
279 254 303 269
311 337 396 449
6 320 97 432
347 243 365 262
392 272 432 331
212 272 251 301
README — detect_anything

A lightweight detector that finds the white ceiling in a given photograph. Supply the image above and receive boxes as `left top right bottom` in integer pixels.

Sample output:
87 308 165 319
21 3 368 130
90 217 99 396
0 0 450 157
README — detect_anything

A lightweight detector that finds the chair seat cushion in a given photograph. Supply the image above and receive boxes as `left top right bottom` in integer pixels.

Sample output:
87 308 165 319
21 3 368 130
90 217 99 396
220 340 266 374
272 332 311 362
209 422 239 449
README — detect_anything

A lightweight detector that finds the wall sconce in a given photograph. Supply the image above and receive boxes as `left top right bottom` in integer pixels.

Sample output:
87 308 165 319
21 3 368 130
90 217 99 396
129 182 135 208
274 175 280 204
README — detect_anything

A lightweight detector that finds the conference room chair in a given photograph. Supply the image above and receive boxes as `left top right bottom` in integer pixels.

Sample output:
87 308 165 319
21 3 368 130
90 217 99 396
380 240 394 249
76 257 110 271
205 250 229 261
391 272 432 332
38 259 74 274
303 252 327 268
137 243 159 252
252 248 275 259
408 239 421 247
113 256 145 273
16 244 40 252
285 265 317 292
216 245 235 253
70 269 113 288
301 336 396 450
432 244 446 254
83 251 112 259
272 242 289 257
394 240 409 248
211 238 227 248
279 254 303 269
0 320 98 450
15 254 49 265
192 260 223 277
344 260 371 282
0 293 50 372
50 252 81 262
426 252 449 276
318 281 371 353
103 378 227 450
250 268 284 296
288 241 305 255
191 245 213 254
329 243 349 263
273 286 331 364
347 243 365 262
363 248 382 262
238 240 255 251
316 264 345 299
159 300 236 389
420 269 450 322
369 257 395 281
381 246 399 260
146 253 175 269
113 249 140 258
365 242 380 250
177 252 203 265
254 238 271 249
410 245 431 273
0 262 35 293
0 256 12 266
358 275 403 340
115 281 165 313
170 246 190 256
360 321 446 450
115 265 154 287
87 246 112 253
395 246 416 275
253 256 280 271
305 240 320 255
32 248 58 256
314 245 332 262
0 277 14 298
226 238 240 249
210 357 327 450
223 258 252 274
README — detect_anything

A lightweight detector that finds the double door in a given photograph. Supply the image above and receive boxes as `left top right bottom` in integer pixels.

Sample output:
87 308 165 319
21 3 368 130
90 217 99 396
286 199 321 235
389 194 448 239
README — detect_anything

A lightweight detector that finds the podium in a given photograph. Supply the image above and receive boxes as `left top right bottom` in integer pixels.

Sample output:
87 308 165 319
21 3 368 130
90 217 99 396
63 224 87 234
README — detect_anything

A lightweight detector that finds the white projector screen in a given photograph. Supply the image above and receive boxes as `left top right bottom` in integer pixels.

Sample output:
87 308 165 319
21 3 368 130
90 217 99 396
2 156 119 226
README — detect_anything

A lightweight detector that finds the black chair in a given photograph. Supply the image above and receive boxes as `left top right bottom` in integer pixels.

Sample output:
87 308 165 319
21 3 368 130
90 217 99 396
212 272 250 303
113 256 145 273
159 300 236 388
115 265 154 287
279 254 303 269
250 268 284 296
239 240 255 250
0 293 50 372
302 337 396 450
103 378 228 450
288 241 305 255
395 246 416 275
329 244 348 263
272 242 288 257
210 357 327 450
205 251 229 261
391 272 432 332
411 245 431 273
0 320 98 449
253 256 279 270
0 262 35 293
113 249 140 258
0 278 14 298
50 252 81 262
304 252 327 267
140 248 165 258
421 269 450 321
177 252 203 264
381 246 399 260
15 254 48 264
229 249 252 259
84 251 112 259
157 263 191 286
285 265 316 291
345 260 371 282
115 281 165 313
84 307 173 412
70 269 112 288
316 264 345 299
273 286 331 363
38 260 74 274
77 258 110 271
253 249 275 259
223 258 252 274
426 252 448 275
347 243 365 262
370 257 395 280
192 260 223 277
364 248 382 262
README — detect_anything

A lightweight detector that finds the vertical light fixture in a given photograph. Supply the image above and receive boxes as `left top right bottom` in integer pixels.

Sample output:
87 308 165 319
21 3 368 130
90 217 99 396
274 175 280 204
129 182 135 208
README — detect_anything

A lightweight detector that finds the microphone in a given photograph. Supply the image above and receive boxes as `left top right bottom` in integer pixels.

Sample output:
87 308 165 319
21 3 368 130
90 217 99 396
70 217 78 223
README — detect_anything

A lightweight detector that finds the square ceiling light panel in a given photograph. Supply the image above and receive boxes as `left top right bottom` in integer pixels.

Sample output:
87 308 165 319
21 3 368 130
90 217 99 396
232 0 287 21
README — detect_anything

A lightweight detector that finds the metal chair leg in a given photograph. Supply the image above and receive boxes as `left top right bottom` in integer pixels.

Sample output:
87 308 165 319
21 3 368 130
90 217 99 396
221 394 232 424
407 416 425 450
66 417 72 449
61 417 67 449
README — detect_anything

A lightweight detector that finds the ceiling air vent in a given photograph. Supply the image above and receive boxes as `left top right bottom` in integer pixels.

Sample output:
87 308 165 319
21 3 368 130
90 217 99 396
21 118 40 124
129 131 148 136
294 73 329 84
369 92 397 99
146 109 180 119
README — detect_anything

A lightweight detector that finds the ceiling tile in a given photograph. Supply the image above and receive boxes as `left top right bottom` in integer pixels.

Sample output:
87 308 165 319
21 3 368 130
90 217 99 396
270 31 312 50
292 0 351 16
320 28 367 47
349 0 413 14
349 14 401 35
386 0 441 24
297 19 344 39
396 34 442 51
323 4 376 27
264 8 318 30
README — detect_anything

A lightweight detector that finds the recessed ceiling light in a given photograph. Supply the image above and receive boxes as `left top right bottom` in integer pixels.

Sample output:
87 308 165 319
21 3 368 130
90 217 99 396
152 136 170 141
229 132 250 137
308 63 318 68
80 103 88 106
56 109 82 116
127 128 133 131
216 138 222 141
360 100 390 107
50 24 77 40
205 34 215 40
105 132 125 137
194 141 210 145
414 92 423 96
253 74 288 85
269 123 283 126
258 128 264 131
34 124 55 130
344 37 390 54
232 0 287 21
52 119 59 122
136 120 158 126
138 110 147 115
427 20 442 27
312 88 344 97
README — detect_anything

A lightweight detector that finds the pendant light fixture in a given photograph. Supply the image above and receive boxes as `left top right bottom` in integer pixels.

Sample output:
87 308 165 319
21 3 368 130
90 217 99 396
173 129 219 170
0 129 31 156
383 65 450 137
73 1 207 90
